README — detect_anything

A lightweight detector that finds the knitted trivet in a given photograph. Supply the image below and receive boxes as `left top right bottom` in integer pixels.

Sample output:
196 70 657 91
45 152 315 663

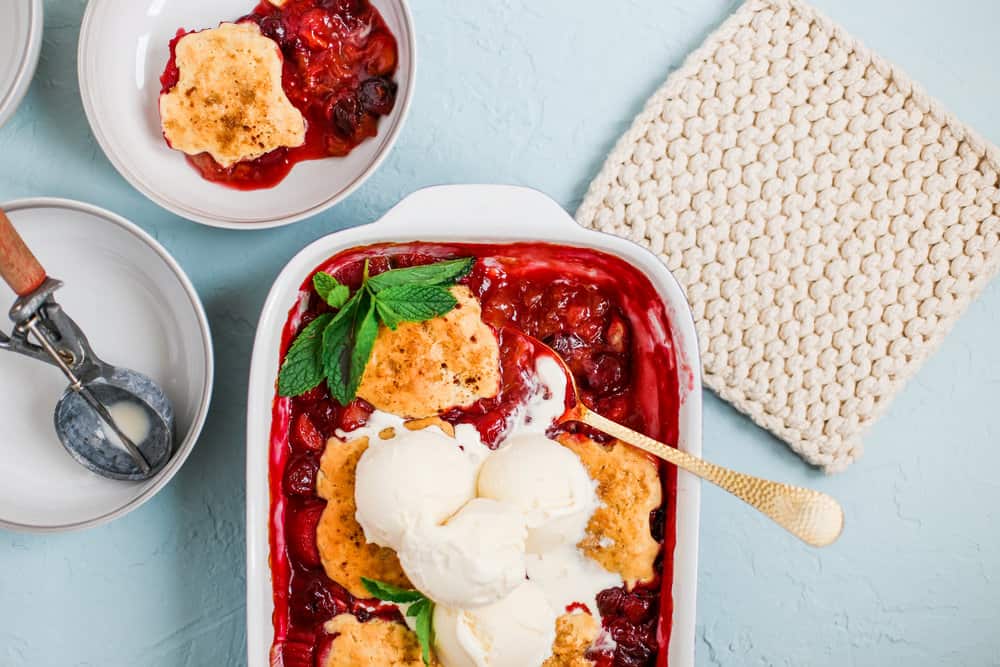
576 0 1000 471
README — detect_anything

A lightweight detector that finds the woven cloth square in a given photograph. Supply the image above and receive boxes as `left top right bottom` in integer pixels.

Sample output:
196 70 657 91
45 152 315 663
576 0 1000 471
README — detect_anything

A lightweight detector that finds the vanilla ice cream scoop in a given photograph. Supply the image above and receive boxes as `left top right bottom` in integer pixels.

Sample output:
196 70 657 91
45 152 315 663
478 434 598 553
433 581 557 667
354 429 479 550
398 498 527 608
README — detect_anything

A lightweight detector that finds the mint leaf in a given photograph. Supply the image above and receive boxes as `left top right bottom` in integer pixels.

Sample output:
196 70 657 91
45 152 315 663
347 296 379 400
313 272 350 309
321 294 363 405
277 313 333 397
404 597 429 618
362 578 434 664
375 285 458 322
411 598 435 665
366 258 474 293
361 577 425 604
375 300 405 331
282 258 473 404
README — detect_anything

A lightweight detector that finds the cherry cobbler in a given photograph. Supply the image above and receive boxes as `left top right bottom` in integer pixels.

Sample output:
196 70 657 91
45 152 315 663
268 243 682 667
159 0 399 190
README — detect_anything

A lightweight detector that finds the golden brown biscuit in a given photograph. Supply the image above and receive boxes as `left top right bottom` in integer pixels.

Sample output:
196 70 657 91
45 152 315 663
558 433 662 587
357 286 500 418
316 436 411 598
159 22 305 167
322 615 438 667
543 612 600 667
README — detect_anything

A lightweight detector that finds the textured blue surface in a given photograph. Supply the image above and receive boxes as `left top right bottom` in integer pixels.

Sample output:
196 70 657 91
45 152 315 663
1 1 999 665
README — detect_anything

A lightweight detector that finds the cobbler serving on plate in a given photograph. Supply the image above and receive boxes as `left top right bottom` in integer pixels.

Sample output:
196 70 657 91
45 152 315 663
268 243 682 666
159 0 398 189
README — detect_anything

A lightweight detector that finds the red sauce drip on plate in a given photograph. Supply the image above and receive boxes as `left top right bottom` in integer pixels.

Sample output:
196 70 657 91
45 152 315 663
159 0 399 190
268 243 682 667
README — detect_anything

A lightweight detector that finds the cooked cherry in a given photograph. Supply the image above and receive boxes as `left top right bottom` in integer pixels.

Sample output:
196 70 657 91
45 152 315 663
298 383 329 404
331 96 361 139
287 502 325 568
339 399 372 431
365 255 392 276
596 586 626 617
304 401 340 439
292 413 325 452
582 353 628 396
258 16 291 48
545 332 585 357
283 453 320 496
289 572 348 625
620 595 653 624
358 77 397 116
649 507 665 543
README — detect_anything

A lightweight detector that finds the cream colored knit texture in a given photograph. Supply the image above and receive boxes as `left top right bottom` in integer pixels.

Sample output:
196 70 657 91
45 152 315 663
576 0 1000 471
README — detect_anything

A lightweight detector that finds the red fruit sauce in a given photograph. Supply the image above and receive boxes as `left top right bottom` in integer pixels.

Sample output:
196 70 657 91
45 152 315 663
268 243 682 667
159 0 399 190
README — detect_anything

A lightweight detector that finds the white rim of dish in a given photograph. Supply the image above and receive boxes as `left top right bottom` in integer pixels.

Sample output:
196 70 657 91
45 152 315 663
0 197 215 533
0 0 43 130
245 185 702 665
76 0 417 230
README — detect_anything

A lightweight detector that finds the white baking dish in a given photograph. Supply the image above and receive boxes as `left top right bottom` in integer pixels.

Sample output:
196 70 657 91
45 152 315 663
246 184 702 666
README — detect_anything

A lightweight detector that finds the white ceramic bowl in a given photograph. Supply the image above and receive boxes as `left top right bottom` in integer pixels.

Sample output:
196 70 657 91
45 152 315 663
0 198 214 531
245 185 702 665
77 0 415 229
0 0 42 129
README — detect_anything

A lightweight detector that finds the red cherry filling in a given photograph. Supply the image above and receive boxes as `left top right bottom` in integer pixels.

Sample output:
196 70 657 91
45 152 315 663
289 570 349 626
283 453 320 496
594 585 662 666
159 0 399 190
292 413 325 453
286 501 325 568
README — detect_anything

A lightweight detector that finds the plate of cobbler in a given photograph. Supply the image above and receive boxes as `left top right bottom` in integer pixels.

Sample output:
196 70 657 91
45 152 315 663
247 185 703 666
78 0 414 228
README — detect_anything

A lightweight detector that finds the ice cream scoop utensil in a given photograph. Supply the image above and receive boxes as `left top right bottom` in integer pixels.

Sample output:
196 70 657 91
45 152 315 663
0 209 174 481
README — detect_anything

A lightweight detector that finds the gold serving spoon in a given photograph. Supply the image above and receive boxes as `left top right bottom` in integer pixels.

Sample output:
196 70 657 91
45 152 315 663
518 330 844 547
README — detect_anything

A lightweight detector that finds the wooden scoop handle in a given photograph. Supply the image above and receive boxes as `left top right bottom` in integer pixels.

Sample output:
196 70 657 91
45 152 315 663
0 209 46 296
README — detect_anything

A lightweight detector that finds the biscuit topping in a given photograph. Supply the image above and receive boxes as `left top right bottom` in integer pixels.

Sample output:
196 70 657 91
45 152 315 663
159 22 306 167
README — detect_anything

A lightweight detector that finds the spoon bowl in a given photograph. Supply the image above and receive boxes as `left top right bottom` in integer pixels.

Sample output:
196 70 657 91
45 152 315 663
55 371 174 481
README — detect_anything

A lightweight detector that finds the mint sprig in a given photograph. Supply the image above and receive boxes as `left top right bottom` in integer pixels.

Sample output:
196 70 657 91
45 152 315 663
362 578 435 665
277 257 475 401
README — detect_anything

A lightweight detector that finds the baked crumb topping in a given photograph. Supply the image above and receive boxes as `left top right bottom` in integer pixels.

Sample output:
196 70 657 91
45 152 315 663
543 612 601 666
357 286 501 417
159 22 305 167
322 614 438 666
559 433 662 587
316 436 410 598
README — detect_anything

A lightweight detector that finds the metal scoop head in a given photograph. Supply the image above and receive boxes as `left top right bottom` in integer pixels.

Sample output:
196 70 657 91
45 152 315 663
55 372 174 481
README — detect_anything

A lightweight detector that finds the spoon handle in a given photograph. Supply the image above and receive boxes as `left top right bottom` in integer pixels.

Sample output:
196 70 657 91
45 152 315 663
578 408 844 547
0 209 46 297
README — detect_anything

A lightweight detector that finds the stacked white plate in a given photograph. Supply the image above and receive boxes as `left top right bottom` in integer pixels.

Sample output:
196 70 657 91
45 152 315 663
0 0 43 129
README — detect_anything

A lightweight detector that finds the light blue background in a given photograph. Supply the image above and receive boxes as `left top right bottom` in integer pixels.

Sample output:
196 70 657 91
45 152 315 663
1 1 999 665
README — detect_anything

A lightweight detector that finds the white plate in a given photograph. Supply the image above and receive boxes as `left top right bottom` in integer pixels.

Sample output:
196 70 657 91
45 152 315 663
0 0 42 129
0 198 214 531
245 185 703 666
77 0 416 229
